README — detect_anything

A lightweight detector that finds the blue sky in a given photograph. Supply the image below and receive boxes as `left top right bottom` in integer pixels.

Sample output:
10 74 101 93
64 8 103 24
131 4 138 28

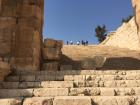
43 0 133 44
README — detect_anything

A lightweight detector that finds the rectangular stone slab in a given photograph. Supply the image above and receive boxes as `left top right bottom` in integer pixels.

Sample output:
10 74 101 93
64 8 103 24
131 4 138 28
23 97 53 105
33 88 69 97
44 38 63 48
42 62 60 71
41 81 73 88
0 98 23 105
42 47 61 60
53 96 91 105
0 89 33 98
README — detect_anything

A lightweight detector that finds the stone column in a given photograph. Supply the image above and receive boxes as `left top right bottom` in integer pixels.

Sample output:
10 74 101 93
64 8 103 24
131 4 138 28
12 0 44 71
0 0 44 71
0 0 17 59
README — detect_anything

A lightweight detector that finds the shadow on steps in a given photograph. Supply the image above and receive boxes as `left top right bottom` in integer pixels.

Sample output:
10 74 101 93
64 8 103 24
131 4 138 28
61 55 82 70
102 57 140 70
61 55 140 70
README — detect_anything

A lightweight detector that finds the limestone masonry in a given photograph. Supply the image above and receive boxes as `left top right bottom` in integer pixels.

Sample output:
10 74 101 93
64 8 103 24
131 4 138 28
102 0 140 50
0 0 44 71
102 18 139 50
0 0 140 105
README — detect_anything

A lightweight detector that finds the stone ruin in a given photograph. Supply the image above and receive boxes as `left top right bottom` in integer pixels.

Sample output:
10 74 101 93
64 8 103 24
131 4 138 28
0 0 140 105
0 0 44 71
102 0 140 51
0 0 65 82
0 0 46 81
42 38 63 71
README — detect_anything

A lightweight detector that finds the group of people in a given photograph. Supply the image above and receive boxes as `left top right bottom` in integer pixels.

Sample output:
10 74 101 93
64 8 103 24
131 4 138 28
67 40 89 45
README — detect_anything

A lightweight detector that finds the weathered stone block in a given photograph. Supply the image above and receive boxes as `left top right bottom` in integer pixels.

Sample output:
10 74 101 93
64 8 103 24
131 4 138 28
0 89 33 98
0 27 15 56
0 61 11 81
5 76 20 82
0 17 16 29
73 75 86 81
44 38 63 48
60 65 73 70
53 96 91 105
74 81 85 87
23 97 53 105
17 4 42 20
0 0 17 17
81 56 106 69
64 75 74 81
42 62 59 71
101 88 115 96
69 88 94 96
0 82 19 89
18 18 42 32
43 47 61 60
0 98 23 105
41 81 73 88
19 82 40 89
35 75 56 81
19 0 44 7
33 88 69 97
20 75 36 82
104 81 116 87
92 97 130 105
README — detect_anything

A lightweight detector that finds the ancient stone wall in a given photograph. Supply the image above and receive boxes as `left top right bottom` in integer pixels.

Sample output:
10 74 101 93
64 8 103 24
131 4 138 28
102 18 140 50
102 0 140 50
0 0 44 71
42 38 63 71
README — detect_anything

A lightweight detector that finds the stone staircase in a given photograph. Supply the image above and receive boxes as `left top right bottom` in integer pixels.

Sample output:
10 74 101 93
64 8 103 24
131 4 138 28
1 45 140 105
1 70 140 104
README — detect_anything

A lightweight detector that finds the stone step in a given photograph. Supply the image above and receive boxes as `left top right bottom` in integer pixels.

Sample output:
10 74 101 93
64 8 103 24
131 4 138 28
5 75 64 82
0 96 139 105
23 97 53 105
11 70 140 76
0 81 74 89
91 96 139 105
1 80 140 89
0 88 69 98
5 74 140 82
64 74 140 81
1 87 140 98
74 80 140 87
53 96 139 105
0 89 34 98
53 96 91 105
69 87 140 96
0 98 23 105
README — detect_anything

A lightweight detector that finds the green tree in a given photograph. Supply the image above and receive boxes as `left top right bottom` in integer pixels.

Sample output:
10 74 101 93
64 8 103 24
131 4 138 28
95 25 107 43
122 15 133 23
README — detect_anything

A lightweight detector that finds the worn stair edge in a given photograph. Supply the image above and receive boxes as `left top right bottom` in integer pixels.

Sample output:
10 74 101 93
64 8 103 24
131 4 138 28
1 87 140 98
11 70 140 76
1 80 140 89
0 96 140 105
5 74 140 82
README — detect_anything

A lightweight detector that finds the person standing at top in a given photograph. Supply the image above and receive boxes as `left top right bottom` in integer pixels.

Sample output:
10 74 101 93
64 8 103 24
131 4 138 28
77 41 80 45
81 40 84 45
70 40 73 45
67 41 69 45
86 40 88 45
